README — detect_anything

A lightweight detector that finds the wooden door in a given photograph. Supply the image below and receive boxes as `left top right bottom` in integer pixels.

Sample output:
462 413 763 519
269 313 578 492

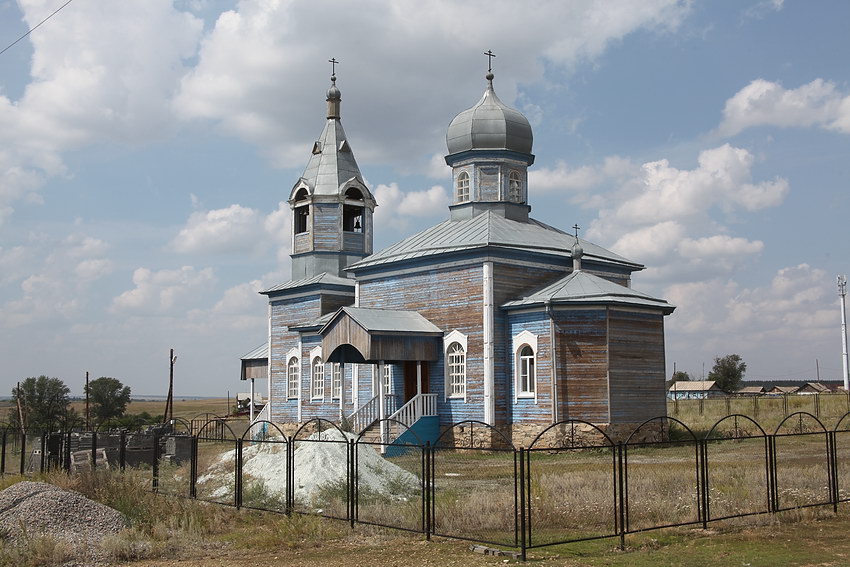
403 361 429 402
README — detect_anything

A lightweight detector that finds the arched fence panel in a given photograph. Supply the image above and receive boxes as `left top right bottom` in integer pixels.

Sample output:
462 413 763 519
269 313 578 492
772 412 832 511
292 418 351 520
703 415 771 521
354 419 425 533
193 419 238 506
624 417 701 532
834 412 850 504
525 420 618 548
431 421 518 548
238 421 289 513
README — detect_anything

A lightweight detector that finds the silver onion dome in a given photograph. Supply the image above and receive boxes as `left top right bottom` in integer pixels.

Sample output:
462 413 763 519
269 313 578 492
446 72 533 155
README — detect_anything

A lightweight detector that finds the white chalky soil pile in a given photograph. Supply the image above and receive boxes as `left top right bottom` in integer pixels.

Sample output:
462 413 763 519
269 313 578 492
197 430 419 503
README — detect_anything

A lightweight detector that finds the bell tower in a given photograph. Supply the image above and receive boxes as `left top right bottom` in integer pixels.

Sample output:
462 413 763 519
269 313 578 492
289 71 376 280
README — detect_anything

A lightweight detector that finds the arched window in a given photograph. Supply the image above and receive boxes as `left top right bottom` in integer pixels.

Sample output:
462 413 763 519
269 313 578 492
311 357 325 399
508 171 522 202
447 342 466 398
517 345 535 396
457 172 470 203
287 357 300 399
343 187 364 232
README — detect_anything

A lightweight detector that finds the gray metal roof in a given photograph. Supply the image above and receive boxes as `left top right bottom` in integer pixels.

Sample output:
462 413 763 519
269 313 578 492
298 118 364 197
241 343 268 361
447 76 533 155
325 307 443 334
502 269 675 313
348 211 639 271
289 311 336 331
260 272 354 295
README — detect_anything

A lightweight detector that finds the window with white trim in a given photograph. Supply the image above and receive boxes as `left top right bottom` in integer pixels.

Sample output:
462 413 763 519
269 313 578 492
447 342 466 398
287 357 300 399
332 363 342 399
457 171 470 203
517 345 535 396
311 357 324 399
508 170 522 202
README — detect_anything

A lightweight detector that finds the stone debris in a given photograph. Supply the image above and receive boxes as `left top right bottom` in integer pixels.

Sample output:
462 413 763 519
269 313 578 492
0 481 127 547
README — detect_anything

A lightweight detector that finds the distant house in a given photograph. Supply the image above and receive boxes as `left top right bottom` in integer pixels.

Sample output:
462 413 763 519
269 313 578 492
796 382 831 395
736 385 765 396
766 385 799 395
668 380 723 400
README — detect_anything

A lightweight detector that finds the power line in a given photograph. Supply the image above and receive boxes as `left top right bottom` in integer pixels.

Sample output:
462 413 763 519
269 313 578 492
0 0 76 57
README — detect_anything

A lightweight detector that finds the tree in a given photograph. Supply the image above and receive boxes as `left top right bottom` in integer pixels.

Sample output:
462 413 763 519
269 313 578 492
86 377 132 423
10 376 71 431
666 370 692 389
708 354 747 392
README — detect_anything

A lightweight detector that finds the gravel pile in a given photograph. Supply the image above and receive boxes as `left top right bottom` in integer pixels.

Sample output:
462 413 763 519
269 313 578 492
0 481 127 546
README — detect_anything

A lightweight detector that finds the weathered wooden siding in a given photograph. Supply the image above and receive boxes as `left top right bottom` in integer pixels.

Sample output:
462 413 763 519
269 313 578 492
505 311 552 423
293 233 311 254
269 296 321 422
242 359 267 380
343 231 365 254
476 166 500 201
358 264 484 425
553 308 610 423
493 263 565 426
608 309 667 423
321 293 354 317
313 203 340 251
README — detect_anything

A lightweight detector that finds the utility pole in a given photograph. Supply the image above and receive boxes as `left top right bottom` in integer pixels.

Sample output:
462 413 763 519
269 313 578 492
85 371 90 430
165 349 176 423
839 276 849 392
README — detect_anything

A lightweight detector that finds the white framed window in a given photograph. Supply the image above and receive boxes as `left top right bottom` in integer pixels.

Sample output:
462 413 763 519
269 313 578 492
332 363 342 399
287 356 300 399
447 343 466 398
508 170 522 202
457 171 470 203
311 357 325 399
513 330 538 401
443 330 468 401
518 346 535 396
383 364 393 395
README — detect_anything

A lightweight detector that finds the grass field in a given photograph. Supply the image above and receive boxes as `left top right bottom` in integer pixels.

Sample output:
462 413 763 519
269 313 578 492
0 397 234 425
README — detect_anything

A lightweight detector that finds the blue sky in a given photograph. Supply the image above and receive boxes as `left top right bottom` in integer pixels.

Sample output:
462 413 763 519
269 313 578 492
1 0 849 397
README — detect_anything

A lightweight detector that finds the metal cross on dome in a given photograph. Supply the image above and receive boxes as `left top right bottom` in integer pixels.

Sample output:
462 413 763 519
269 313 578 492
573 224 581 239
329 57 338 76
484 50 496 72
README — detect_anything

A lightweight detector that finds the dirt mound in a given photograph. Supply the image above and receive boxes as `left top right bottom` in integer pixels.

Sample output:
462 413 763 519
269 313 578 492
0 481 127 546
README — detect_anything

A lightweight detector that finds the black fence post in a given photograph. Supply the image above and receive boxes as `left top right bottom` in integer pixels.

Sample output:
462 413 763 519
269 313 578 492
39 433 46 473
767 434 777 513
349 439 356 528
617 443 626 550
518 447 526 562
286 436 293 516
19 431 26 475
152 434 160 493
190 436 198 498
119 430 126 472
1 430 6 476
91 431 98 470
235 438 243 509
423 441 431 540
699 439 709 528
828 430 838 513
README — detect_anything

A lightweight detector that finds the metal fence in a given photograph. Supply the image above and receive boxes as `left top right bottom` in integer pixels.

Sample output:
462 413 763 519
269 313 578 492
3 413 850 561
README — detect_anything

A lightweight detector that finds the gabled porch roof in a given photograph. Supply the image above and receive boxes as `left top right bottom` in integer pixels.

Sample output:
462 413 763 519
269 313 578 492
318 307 443 363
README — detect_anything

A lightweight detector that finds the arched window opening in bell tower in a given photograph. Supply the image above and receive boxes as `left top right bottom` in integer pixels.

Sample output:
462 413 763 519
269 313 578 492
457 171 470 203
295 205 309 234
509 171 522 202
343 187 364 233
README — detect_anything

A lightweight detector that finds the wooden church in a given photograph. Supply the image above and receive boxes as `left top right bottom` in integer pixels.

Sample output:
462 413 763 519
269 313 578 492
240 67 675 445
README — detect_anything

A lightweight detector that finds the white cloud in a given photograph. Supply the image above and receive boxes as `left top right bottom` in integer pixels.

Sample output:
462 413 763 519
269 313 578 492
174 1 690 168
111 266 215 314
717 78 850 137
0 0 203 222
171 204 264 254
373 183 449 232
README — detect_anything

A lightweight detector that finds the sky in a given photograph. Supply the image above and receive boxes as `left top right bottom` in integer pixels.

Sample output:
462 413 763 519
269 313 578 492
1 0 849 398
